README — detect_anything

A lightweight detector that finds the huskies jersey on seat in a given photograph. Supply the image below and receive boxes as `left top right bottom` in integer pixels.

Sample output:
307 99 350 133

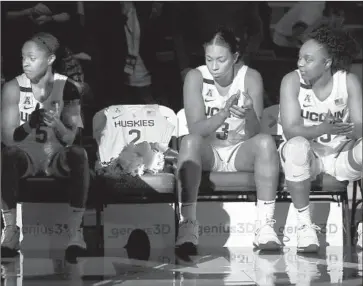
197 65 249 147
14 73 80 169
93 104 175 164
280 69 350 156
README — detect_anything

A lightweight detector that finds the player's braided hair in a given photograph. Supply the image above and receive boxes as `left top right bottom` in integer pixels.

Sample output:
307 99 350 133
307 24 360 72
204 26 240 55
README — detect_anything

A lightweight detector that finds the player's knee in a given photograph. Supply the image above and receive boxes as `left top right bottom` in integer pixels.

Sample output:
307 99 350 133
283 136 312 182
254 134 276 152
66 145 88 164
284 136 311 165
1 146 25 162
353 138 362 164
180 134 204 150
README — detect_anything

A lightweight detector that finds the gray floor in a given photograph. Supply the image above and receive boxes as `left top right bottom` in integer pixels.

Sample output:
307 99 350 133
1 246 362 285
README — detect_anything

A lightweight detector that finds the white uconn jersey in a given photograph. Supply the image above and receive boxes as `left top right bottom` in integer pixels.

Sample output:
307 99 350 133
93 105 175 164
282 70 350 156
197 65 249 147
14 73 68 168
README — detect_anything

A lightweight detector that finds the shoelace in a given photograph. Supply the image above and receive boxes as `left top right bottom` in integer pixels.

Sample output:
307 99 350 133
299 224 321 233
179 220 198 238
266 219 276 226
181 219 197 227
255 219 276 234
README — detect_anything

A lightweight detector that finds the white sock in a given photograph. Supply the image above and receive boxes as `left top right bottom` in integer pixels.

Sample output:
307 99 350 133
1 209 17 227
68 207 85 234
296 205 312 226
179 202 197 221
257 199 275 224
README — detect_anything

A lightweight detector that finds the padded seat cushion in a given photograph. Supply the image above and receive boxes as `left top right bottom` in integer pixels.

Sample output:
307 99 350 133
96 172 176 195
19 176 69 202
280 173 349 193
140 173 176 193
199 171 348 193
200 171 256 192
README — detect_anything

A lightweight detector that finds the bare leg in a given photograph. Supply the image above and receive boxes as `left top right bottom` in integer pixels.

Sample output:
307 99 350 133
234 134 281 250
1 146 29 256
1 146 29 211
175 134 214 254
177 134 215 219
54 145 90 259
234 133 280 202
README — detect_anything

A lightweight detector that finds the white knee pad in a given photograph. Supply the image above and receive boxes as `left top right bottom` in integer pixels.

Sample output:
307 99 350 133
283 136 312 182
353 138 362 165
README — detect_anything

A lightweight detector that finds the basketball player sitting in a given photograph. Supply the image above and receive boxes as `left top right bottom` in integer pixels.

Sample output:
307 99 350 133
176 27 282 255
1 33 90 258
279 24 362 253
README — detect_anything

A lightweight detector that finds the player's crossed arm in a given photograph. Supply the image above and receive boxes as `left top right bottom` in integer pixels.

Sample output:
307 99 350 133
280 71 353 141
49 80 83 146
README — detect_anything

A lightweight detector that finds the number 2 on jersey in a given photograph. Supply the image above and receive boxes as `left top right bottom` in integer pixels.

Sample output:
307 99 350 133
129 129 141 143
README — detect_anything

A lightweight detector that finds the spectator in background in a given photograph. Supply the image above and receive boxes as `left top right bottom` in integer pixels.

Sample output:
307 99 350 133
172 2 264 82
121 1 163 105
79 2 164 108
273 2 327 51
78 2 127 109
1 2 78 80
271 2 349 58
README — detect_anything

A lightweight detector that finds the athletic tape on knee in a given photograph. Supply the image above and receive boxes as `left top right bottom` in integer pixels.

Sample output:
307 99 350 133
283 137 312 182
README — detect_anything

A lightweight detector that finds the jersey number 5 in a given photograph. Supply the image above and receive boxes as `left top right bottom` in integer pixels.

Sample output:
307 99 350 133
129 129 141 143
35 126 48 143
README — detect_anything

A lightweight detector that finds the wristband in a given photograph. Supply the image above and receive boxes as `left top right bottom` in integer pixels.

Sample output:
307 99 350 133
23 121 32 133
13 122 32 142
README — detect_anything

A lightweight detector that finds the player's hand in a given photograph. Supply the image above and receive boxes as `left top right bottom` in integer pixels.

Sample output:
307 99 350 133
150 2 163 19
229 91 253 119
32 3 52 17
73 52 92 61
43 109 61 128
29 103 46 129
222 90 240 118
225 90 240 110
320 110 354 136
224 90 241 117
33 15 52 25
